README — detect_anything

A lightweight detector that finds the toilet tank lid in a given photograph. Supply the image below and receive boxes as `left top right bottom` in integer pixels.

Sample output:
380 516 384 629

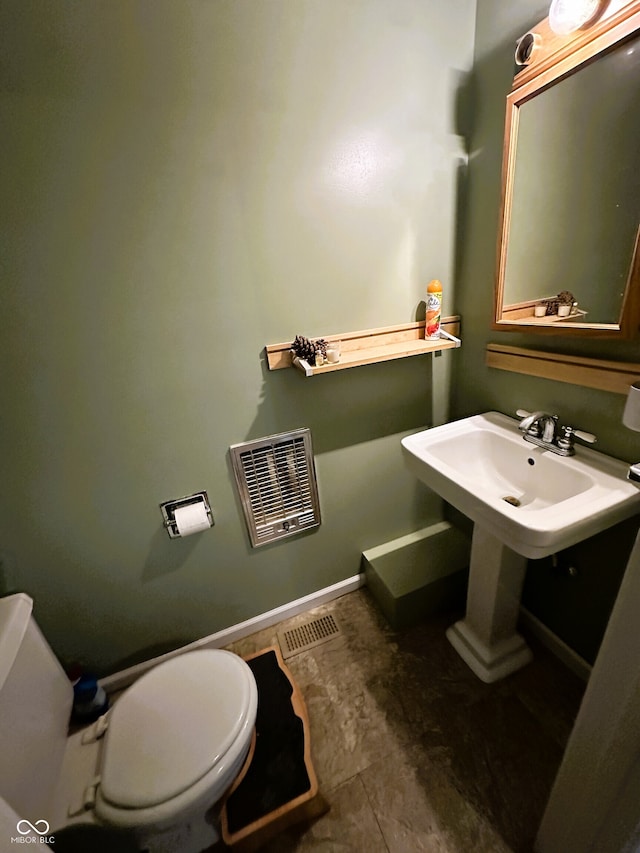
0 594 33 694
100 649 257 810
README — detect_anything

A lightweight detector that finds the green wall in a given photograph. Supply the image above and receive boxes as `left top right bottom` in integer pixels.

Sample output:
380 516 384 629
453 0 640 663
0 0 476 674
4 0 632 674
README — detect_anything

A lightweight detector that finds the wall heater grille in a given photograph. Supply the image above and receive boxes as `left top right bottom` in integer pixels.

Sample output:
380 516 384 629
230 428 321 547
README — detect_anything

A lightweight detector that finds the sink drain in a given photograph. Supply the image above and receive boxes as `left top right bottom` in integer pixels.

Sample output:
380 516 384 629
502 495 521 507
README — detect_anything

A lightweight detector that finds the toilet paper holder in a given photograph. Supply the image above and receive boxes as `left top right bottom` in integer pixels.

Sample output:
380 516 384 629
160 491 214 538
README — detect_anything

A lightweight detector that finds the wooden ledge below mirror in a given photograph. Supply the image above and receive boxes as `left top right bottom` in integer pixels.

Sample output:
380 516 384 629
486 344 640 394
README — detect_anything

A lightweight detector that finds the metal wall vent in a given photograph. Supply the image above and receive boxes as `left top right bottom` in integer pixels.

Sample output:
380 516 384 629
277 614 342 658
230 428 321 547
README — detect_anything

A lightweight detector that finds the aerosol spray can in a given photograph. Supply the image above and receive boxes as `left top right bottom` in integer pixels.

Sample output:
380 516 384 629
425 279 443 339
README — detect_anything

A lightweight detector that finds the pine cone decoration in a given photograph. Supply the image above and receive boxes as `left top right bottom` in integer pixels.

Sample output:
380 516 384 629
291 335 316 363
315 338 328 361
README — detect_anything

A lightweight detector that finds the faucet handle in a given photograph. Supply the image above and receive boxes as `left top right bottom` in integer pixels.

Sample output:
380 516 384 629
571 428 596 444
558 425 597 451
516 409 531 419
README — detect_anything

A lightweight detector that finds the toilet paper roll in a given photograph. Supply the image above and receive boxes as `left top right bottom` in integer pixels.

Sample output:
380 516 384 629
174 502 211 536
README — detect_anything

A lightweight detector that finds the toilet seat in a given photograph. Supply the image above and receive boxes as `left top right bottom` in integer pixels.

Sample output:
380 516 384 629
91 649 257 827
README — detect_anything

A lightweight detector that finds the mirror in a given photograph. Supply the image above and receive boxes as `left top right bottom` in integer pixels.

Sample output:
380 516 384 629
494 4 640 336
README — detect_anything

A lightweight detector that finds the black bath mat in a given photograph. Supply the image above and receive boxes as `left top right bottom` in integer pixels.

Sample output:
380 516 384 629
221 645 325 849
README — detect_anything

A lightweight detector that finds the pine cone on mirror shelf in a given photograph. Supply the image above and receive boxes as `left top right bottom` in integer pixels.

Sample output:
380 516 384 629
291 335 317 363
314 338 328 361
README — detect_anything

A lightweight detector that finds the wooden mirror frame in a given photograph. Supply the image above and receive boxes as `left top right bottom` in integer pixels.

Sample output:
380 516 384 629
493 0 640 338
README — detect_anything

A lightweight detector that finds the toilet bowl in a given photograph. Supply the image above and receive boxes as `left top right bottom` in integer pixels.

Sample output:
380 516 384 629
0 593 258 853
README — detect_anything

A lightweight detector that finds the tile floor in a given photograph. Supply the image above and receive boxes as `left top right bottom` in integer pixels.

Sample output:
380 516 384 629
218 588 585 853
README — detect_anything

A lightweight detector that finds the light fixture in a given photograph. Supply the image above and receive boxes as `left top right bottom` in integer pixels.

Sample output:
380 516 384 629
548 0 606 36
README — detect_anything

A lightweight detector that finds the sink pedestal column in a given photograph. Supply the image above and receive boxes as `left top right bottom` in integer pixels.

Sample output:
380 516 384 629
446 525 532 683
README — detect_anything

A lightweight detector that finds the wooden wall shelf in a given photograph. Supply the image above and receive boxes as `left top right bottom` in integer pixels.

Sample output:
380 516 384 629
266 317 461 377
486 343 640 395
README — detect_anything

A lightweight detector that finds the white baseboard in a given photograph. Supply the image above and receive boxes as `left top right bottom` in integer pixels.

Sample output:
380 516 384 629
100 578 588 693
520 606 592 682
100 574 365 692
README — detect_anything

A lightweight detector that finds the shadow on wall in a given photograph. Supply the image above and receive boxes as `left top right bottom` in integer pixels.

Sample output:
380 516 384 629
142 525 201 583
247 346 436 454
451 68 474 298
523 515 639 665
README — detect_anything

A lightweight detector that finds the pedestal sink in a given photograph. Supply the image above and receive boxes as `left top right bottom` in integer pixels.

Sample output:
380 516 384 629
401 412 640 682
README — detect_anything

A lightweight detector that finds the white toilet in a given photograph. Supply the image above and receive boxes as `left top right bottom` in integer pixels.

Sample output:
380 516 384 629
0 593 258 853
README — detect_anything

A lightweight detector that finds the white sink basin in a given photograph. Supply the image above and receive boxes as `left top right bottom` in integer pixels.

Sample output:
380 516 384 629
402 411 640 559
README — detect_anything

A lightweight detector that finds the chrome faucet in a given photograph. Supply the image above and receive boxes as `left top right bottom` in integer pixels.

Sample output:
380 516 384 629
518 410 558 443
516 409 596 456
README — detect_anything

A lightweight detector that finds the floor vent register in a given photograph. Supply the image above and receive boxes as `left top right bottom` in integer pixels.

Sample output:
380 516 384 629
277 614 342 658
